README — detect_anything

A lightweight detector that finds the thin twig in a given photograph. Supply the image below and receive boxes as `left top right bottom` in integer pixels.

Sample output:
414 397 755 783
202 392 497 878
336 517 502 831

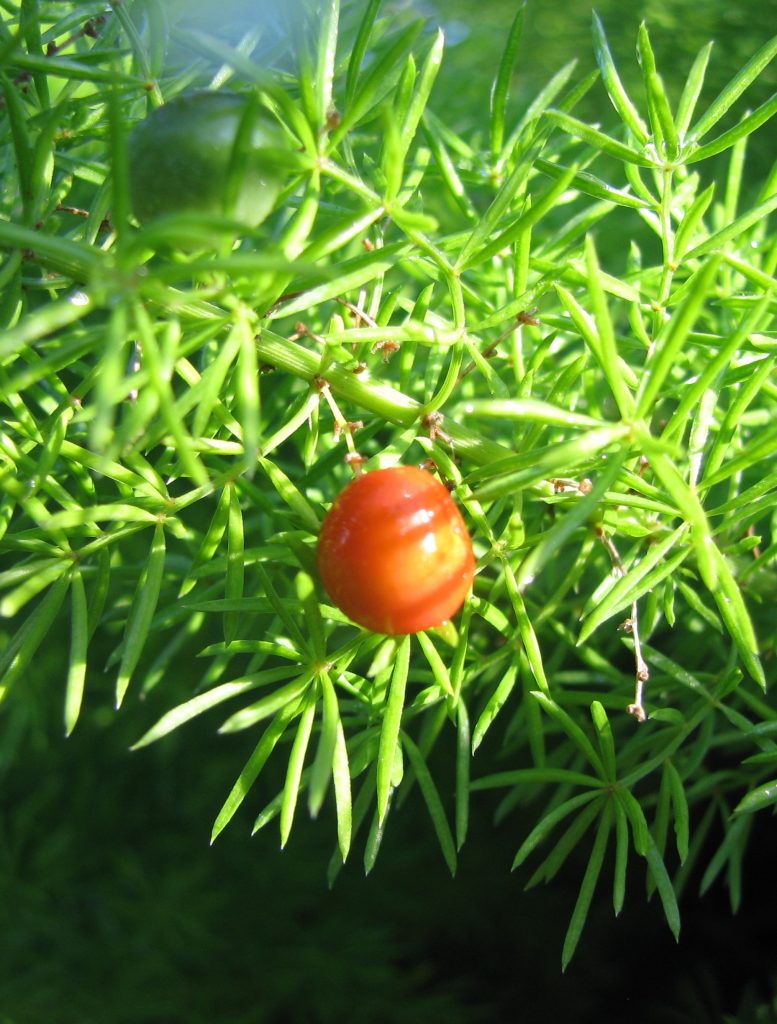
315 377 362 457
597 527 650 722
334 297 379 329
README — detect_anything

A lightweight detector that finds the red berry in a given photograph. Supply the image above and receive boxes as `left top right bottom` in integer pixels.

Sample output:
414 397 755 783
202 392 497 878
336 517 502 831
317 466 475 635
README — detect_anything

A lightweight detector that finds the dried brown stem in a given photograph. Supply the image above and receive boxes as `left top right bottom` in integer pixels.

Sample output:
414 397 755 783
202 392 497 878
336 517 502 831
597 528 650 722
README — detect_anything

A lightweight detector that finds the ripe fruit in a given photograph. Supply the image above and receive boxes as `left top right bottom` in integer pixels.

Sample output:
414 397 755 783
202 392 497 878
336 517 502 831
317 466 475 635
128 91 285 228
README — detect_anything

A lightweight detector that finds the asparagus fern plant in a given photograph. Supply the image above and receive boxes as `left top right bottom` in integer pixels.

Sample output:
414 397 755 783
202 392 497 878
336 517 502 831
0 0 775 968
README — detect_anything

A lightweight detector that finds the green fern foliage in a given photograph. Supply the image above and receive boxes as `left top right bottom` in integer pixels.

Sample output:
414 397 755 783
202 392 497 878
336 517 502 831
0 0 775 966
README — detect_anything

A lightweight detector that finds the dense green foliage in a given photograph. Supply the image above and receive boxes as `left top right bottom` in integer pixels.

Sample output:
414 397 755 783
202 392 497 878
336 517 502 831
1 0 775 1000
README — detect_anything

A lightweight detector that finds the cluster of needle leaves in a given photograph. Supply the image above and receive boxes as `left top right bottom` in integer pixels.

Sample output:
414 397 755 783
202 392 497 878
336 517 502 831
0 0 775 967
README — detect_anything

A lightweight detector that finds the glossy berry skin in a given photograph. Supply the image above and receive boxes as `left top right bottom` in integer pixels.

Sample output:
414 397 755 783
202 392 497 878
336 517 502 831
128 91 285 227
317 466 475 635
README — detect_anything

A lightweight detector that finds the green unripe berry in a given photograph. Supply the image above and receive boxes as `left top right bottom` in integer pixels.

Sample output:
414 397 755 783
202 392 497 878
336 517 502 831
128 91 285 228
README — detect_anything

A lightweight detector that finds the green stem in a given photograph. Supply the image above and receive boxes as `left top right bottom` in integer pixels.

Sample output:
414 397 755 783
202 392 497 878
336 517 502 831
255 329 511 466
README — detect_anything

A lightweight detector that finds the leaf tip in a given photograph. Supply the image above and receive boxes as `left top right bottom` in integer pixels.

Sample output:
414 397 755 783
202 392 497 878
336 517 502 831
115 674 130 709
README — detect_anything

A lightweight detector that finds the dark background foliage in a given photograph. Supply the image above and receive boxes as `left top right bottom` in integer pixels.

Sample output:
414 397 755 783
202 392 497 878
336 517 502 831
4 657 777 1022
2 0 777 1020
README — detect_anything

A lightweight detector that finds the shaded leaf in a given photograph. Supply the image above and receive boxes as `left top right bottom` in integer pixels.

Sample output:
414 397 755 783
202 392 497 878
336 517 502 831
130 667 299 749
64 568 88 737
308 671 340 818
402 731 457 876
116 524 166 708
562 801 612 970
377 636 410 822
733 778 777 816
280 688 318 848
512 791 601 869
645 833 681 941
211 697 304 842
